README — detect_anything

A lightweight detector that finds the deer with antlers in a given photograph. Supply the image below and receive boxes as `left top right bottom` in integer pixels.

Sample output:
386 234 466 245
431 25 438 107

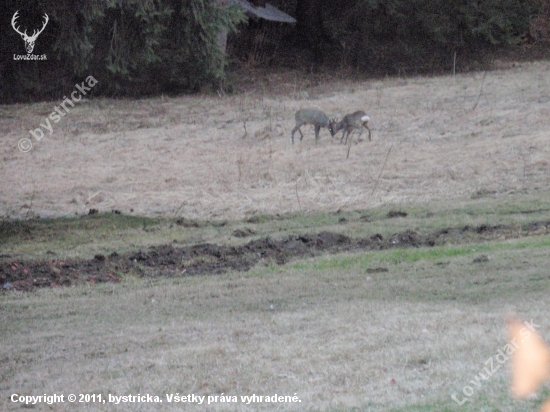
12 11 49 54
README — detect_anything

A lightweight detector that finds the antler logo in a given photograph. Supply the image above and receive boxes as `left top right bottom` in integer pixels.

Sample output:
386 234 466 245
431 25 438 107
11 11 49 54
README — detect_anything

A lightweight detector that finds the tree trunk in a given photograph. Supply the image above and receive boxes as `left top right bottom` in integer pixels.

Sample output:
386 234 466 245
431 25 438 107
295 0 325 64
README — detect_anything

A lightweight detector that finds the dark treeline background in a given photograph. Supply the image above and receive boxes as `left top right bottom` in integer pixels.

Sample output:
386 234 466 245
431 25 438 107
1 0 549 103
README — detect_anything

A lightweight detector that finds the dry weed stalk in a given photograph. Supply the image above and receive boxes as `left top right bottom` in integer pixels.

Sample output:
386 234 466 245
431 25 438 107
24 190 36 220
346 142 352 160
295 179 302 211
472 71 488 111
376 85 384 109
371 145 393 197
174 200 186 217
453 51 457 78
241 120 248 139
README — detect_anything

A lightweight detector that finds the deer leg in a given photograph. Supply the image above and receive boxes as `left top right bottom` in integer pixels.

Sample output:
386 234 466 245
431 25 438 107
291 126 298 144
343 127 352 145
365 125 371 141
314 125 321 143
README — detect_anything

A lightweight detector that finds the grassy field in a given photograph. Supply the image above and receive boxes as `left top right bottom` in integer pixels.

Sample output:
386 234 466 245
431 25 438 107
2 192 550 411
1 61 549 220
2 60 550 411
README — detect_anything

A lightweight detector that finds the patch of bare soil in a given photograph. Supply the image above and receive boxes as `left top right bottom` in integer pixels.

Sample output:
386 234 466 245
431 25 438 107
2 220 549 292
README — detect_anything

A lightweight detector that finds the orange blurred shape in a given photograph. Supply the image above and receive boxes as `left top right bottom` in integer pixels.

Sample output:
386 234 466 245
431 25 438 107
541 399 550 412
507 316 550 398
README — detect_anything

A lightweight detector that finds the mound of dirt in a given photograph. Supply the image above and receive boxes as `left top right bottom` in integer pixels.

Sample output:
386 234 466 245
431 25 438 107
2 221 549 292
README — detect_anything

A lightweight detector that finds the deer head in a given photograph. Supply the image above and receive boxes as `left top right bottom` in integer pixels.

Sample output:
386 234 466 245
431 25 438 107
12 11 49 54
328 118 339 137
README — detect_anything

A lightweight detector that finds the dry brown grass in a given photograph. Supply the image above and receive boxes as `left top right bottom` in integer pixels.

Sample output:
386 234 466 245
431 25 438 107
1 61 549 220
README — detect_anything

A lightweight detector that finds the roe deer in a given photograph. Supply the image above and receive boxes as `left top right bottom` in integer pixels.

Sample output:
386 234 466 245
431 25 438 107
291 108 336 144
332 111 371 144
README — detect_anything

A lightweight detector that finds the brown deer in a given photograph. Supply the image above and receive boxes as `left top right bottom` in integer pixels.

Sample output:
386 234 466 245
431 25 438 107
291 109 336 144
331 111 371 144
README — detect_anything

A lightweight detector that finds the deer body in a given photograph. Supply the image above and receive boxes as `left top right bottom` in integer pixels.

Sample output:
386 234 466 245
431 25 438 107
332 111 371 144
291 109 335 144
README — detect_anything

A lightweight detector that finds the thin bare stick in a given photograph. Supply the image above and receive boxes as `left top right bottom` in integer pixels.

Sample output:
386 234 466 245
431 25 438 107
346 145 352 160
472 71 487 111
24 190 36 220
241 120 248 139
346 134 353 160
174 200 186 217
453 51 457 78
371 145 393 197
295 179 302 211
522 153 530 189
